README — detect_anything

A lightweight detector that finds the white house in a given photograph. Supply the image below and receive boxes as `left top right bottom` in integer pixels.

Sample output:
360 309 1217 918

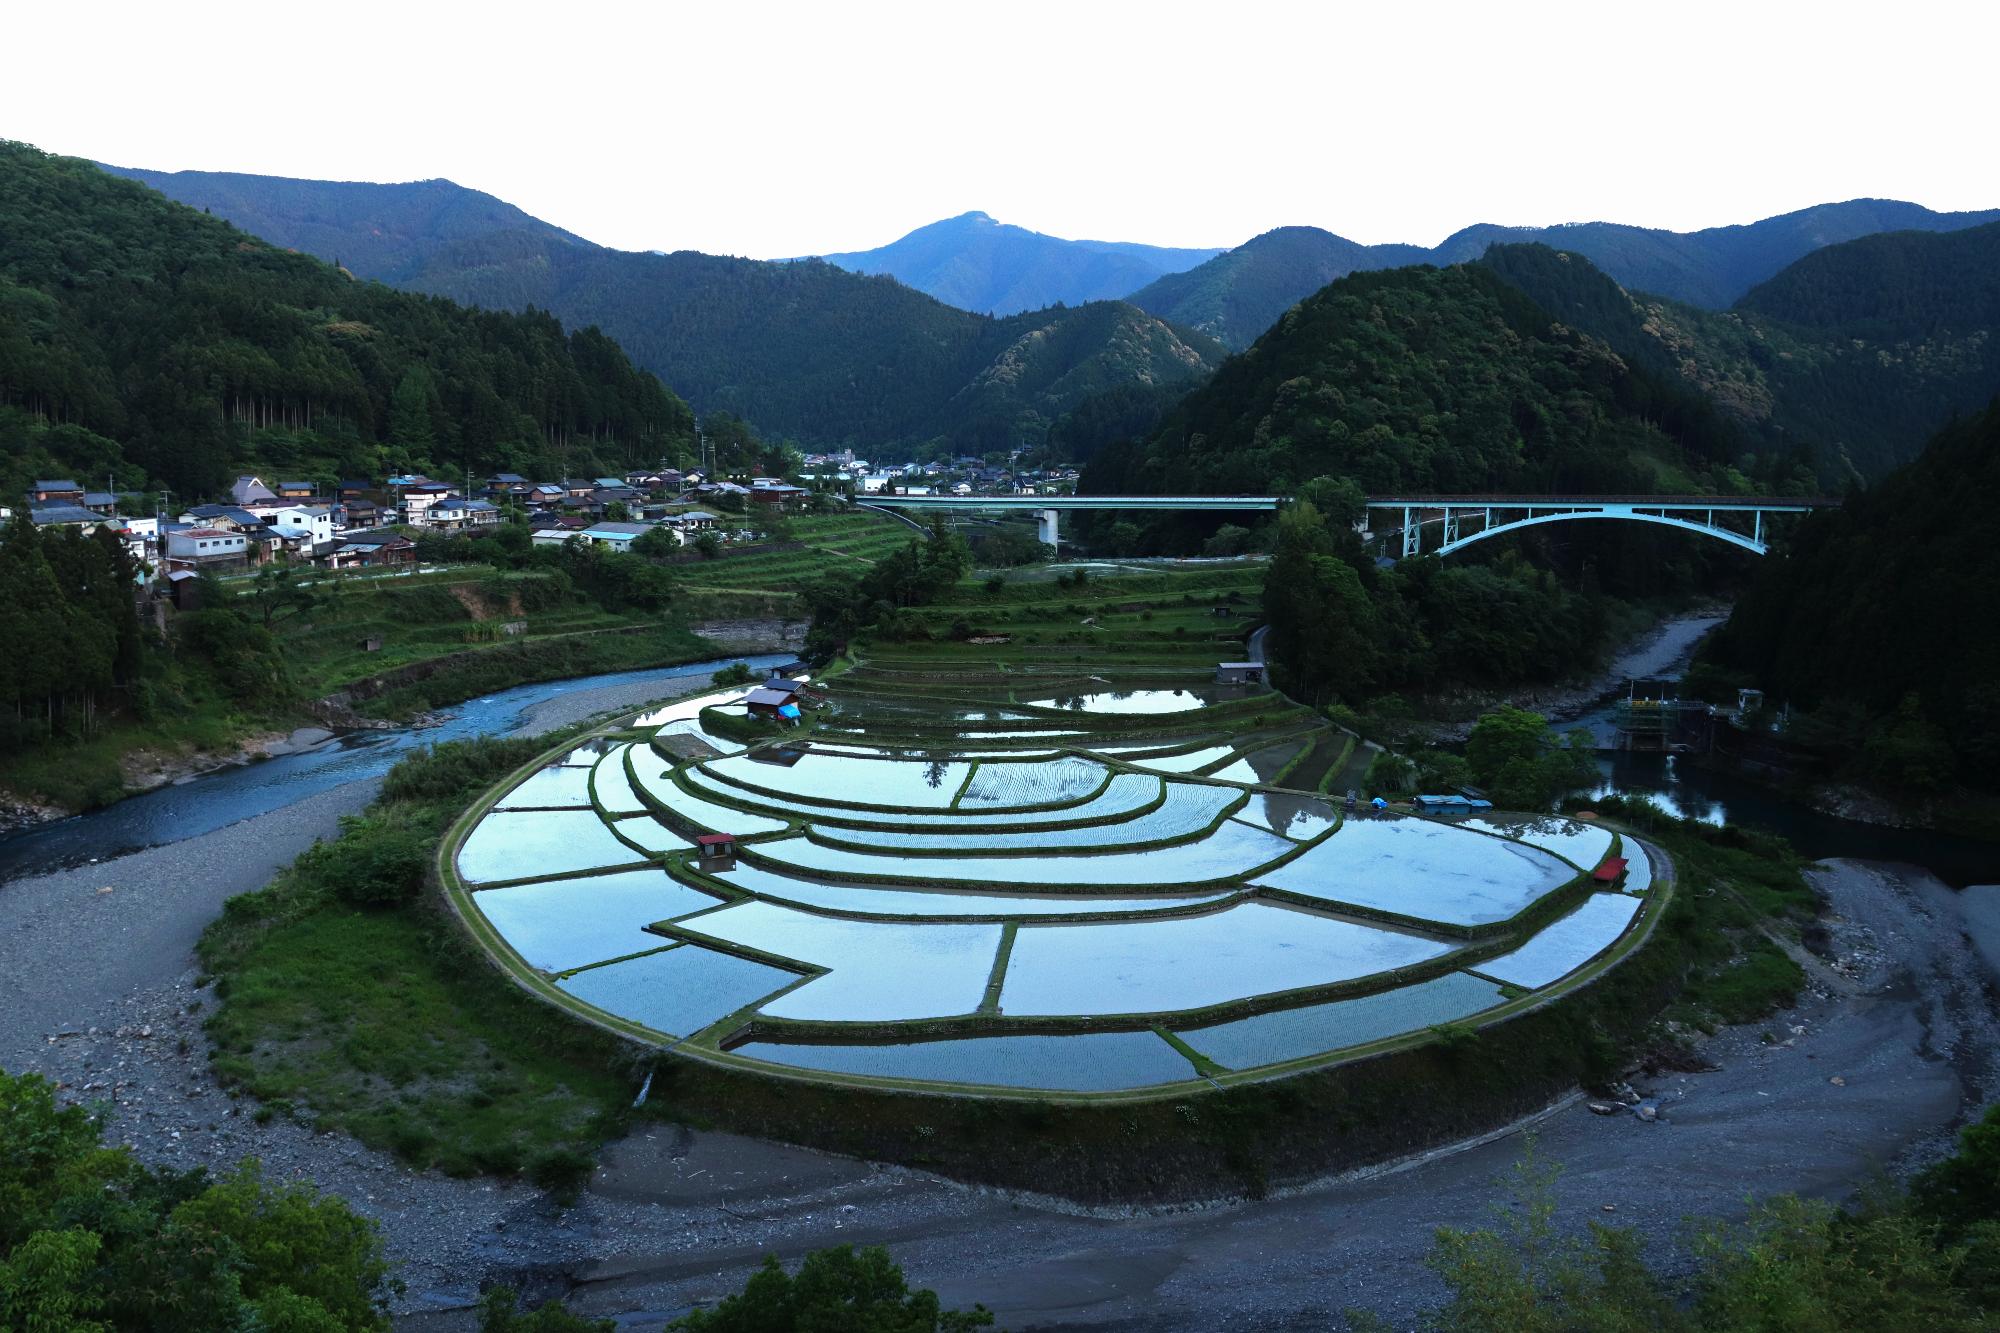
165 527 248 570
270 505 337 549
427 497 502 530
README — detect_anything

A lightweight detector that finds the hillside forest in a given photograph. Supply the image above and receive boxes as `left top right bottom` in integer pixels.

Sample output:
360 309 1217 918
0 142 695 502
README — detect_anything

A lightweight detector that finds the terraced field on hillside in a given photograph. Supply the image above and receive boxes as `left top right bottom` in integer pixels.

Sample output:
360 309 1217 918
442 566 1664 1099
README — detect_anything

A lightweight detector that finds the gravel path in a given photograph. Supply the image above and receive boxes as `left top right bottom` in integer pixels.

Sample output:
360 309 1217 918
6 709 1993 1332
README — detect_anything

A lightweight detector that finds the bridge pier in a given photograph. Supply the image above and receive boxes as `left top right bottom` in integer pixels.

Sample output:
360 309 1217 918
1037 508 1060 550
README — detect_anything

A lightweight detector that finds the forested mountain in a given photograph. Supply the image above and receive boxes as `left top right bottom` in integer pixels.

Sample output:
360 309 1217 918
817 210 1223 316
0 144 693 499
110 170 1223 451
1125 227 1429 351
1481 229 2000 479
1130 200 2000 351
1091 262 1799 499
99 164 592 284
1702 402 2000 791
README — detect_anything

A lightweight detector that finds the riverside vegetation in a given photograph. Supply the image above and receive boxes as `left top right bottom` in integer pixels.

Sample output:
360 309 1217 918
0 512 728 815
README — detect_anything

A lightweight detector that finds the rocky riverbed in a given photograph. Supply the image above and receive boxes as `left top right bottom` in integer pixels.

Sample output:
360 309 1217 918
1422 607 1731 742
6 834 1993 1328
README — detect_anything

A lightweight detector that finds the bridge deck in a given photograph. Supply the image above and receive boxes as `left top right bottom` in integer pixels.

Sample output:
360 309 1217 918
863 492 1833 511
1364 494 1836 510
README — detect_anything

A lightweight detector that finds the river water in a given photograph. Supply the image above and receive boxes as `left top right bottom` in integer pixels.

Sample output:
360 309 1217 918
0 654 791 884
1560 625 2000 887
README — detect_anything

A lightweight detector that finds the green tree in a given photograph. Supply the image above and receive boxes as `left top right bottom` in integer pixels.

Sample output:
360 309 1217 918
669 1245 992 1332
388 367 437 459
0 1227 107 1332
1466 708 1552 785
476 1286 613 1332
248 564 327 629
631 526 679 559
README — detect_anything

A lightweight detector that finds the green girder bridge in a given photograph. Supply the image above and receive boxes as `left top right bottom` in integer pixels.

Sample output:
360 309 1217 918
862 493 1835 555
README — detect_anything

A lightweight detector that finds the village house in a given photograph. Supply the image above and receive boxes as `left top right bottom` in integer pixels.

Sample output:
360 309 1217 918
229 476 279 507
426 497 503 530
484 473 531 503
399 482 460 525
30 478 85 504
322 534 417 570
571 520 656 551
276 480 318 501
28 503 106 533
177 503 267 532
165 527 249 572
269 505 338 551
749 479 810 509
528 515 593 546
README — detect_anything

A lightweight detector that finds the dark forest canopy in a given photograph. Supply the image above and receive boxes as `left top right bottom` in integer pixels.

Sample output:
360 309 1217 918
1702 400 2000 791
0 142 695 500
1088 261 1802 501
1483 231 2000 483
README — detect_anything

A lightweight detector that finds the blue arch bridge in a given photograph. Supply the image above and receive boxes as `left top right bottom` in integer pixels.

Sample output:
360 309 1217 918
861 493 1836 555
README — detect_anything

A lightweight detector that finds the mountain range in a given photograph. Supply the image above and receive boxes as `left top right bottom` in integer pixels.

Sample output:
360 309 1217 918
106 166 1220 452
817 211 1223 316
1128 200 2000 350
91 161 2000 480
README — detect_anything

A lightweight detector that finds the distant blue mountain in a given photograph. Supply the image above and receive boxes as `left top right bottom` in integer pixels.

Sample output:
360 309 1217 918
1130 200 2000 348
817 211 1225 316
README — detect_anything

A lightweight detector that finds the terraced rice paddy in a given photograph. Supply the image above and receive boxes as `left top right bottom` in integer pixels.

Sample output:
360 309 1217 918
449 568 1659 1097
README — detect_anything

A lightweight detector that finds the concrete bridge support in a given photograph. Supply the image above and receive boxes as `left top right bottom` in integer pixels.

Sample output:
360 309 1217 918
1037 508 1060 550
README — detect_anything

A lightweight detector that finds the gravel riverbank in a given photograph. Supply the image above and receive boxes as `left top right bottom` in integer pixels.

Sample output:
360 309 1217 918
7 834 1992 1328
1423 608 1730 742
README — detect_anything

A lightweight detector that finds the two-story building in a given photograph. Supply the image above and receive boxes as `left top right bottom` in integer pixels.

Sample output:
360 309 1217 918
428 497 502 530
400 482 460 525
270 505 338 551
165 527 249 572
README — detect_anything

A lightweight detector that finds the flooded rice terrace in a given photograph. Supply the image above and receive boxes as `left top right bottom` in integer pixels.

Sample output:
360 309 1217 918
452 671 1659 1095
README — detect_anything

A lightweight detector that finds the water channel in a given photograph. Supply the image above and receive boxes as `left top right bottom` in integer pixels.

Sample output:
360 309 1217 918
1563 624 2000 887
0 654 791 884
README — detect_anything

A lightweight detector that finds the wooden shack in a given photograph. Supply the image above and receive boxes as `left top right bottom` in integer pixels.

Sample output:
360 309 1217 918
696 833 738 872
745 684 802 721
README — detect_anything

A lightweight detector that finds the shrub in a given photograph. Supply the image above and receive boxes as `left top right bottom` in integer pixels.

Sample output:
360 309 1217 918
322 819 434 905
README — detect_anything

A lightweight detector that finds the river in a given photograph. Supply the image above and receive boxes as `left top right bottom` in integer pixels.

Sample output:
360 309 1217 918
1557 619 2000 887
0 654 793 884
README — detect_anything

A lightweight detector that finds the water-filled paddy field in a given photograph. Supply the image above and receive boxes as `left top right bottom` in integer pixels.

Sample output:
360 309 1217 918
449 665 1658 1096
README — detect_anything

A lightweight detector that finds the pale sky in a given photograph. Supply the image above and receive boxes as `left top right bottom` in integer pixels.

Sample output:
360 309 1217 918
8 0 1994 258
